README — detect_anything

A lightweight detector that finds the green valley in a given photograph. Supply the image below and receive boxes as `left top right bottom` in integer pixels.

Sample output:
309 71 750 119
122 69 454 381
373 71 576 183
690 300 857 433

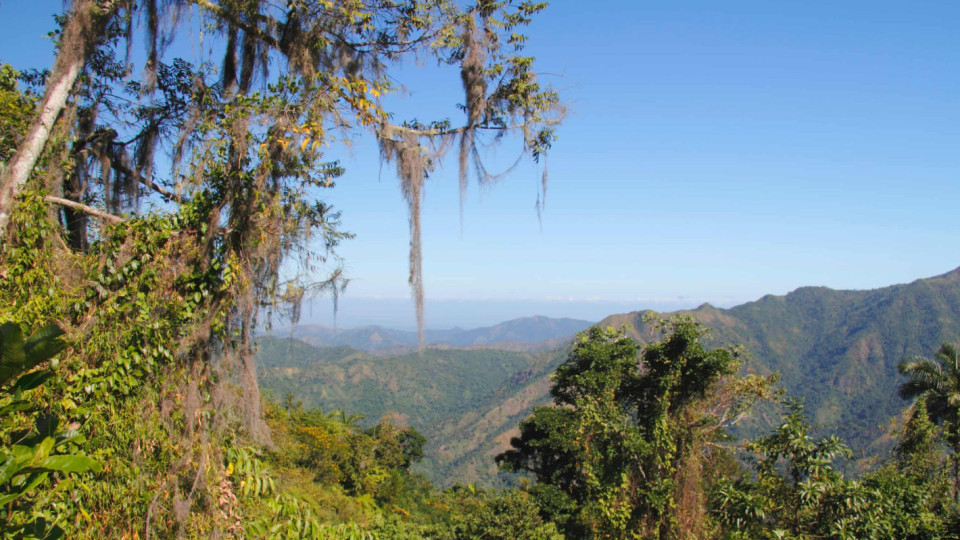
259 268 960 486
256 336 567 485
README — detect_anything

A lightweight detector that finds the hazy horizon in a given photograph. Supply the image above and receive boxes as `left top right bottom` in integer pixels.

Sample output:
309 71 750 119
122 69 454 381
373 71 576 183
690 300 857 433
282 296 721 331
278 264 959 330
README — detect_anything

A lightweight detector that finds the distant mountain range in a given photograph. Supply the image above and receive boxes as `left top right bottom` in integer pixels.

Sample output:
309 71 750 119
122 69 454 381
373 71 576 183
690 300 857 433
257 268 960 486
265 315 594 352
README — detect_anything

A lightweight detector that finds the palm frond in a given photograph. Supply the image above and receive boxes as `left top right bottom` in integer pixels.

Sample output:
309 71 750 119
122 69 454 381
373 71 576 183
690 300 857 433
938 343 960 373
898 357 946 399
898 344 960 427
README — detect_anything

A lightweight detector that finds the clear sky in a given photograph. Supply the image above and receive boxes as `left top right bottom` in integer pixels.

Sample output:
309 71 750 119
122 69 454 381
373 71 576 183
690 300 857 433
3 1 959 328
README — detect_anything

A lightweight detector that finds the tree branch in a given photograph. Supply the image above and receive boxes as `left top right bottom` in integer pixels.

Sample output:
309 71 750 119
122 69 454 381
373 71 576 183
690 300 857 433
108 158 182 202
380 117 561 140
44 196 125 224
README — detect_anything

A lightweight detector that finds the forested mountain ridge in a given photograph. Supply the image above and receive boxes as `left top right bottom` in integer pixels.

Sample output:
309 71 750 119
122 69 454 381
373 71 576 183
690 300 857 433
599 267 960 454
267 315 594 352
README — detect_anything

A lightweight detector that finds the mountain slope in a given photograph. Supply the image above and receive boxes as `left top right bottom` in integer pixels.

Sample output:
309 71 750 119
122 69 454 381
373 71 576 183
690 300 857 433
597 268 960 452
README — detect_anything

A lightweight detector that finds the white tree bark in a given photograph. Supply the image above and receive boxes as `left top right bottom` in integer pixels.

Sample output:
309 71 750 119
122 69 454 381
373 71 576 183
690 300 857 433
0 0 96 238
43 195 124 224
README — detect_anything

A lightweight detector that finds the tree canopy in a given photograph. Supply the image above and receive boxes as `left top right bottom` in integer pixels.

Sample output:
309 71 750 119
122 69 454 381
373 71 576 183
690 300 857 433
0 0 561 534
498 319 777 538
0 0 563 335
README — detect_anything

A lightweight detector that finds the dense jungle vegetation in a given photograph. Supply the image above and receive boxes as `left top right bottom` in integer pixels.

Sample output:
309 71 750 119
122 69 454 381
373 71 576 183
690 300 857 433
2 0 960 538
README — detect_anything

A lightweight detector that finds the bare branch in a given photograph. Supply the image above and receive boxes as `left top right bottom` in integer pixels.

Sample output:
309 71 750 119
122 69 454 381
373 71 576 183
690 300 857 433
44 196 125 224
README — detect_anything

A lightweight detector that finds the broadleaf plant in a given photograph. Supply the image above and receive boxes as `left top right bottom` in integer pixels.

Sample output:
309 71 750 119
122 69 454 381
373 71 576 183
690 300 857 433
0 321 100 537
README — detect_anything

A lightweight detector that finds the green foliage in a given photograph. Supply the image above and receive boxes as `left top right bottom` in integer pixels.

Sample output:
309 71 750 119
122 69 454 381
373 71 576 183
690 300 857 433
256 338 548 429
746 400 851 488
269 271 960 493
0 321 100 539
227 445 276 498
599 271 960 462
0 0 566 535
0 322 64 387
499 319 776 539
714 400 952 539
429 487 562 540
499 406 581 496
550 325 640 407
859 465 951 539
245 494 377 540
270 401 427 506
896 398 943 481
0 64 35 166
0 186 249 536
244 397 572 540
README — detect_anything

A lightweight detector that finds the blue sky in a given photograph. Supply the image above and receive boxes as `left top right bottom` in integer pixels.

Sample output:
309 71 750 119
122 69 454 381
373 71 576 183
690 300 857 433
3 1 959 328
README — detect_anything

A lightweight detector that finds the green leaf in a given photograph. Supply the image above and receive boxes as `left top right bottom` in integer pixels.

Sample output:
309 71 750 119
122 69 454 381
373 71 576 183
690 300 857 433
39 454 102 474
0 321 27 386
0 472 48 506
0 455 25 485
23 324 65 365
9 444 35 462
0 323 63 388
0 399 32 418
12 369 54 393
30 437 55 465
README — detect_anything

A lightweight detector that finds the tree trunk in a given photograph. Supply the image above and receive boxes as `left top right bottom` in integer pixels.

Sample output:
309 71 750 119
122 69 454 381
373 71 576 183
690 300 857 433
0 0 105 238
240 309 272 448
61 171 89 250
953 444 959 503
948 419 960 503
